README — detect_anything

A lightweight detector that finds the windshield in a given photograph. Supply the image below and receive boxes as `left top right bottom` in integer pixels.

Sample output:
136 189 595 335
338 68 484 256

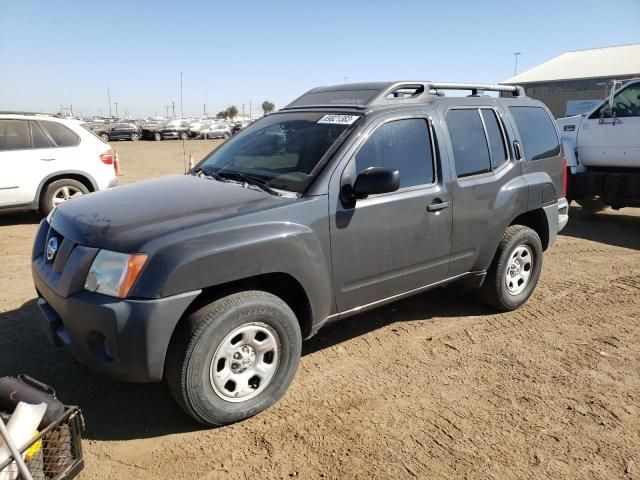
198 112 360 193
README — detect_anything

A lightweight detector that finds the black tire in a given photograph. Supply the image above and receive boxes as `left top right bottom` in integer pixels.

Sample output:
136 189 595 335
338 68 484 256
180 132 189 140
154 132 162 141
479 225 543 311
100 133 109 142
576 196 607 213
39 178 89 216
165 291 302 426
223 133 230 140
131 133 139 141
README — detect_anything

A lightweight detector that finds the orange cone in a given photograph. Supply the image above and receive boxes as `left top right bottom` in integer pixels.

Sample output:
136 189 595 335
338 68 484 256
114 150 123 176
188 153 195 171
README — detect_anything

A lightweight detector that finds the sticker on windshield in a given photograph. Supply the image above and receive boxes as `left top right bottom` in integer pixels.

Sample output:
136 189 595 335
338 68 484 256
317 114 360 125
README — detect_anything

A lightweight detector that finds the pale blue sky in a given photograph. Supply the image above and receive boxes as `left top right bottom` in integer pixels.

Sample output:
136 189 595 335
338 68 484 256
1 0 638 117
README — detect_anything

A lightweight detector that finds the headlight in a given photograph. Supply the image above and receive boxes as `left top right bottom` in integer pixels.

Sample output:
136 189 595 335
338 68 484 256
84 250 148 298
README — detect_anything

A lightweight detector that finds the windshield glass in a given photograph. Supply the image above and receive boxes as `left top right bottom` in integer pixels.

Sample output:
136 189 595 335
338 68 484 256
198 112 360 193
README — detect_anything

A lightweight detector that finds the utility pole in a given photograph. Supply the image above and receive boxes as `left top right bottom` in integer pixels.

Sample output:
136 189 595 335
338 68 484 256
107 84 112 117
70 104 73 116
171 101 175 118
249 99 252 120
242 104 245 119
180 71 184 120
513 52 521 76
165 105 169 118
114 102 118 118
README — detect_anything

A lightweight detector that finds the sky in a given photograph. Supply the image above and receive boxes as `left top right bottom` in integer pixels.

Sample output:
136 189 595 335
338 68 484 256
1 0 639 118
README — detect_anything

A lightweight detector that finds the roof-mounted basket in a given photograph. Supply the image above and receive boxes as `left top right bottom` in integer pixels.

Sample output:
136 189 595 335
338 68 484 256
283 81 526 111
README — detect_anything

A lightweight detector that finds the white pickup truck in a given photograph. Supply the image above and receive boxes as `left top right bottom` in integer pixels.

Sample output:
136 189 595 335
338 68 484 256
558 79 640 210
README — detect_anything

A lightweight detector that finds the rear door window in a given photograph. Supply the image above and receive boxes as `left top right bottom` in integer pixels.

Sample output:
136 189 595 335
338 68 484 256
39 121 80 147
446 109 491 177
30 121 54 148
0 120 30 151
480 109 508 169
509 106 560 160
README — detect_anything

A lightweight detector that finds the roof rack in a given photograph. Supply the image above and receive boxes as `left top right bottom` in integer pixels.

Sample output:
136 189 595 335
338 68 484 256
283 81 526 110
0 111 64 118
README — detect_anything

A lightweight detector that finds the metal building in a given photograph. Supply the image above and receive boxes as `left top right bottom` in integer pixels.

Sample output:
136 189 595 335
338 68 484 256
502 43 640 118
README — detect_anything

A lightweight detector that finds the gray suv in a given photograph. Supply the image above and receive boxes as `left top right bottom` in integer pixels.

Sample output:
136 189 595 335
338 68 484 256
32 82 569 426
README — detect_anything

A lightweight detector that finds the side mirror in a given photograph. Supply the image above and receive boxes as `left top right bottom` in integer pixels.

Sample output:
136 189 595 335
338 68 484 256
352 167 400 199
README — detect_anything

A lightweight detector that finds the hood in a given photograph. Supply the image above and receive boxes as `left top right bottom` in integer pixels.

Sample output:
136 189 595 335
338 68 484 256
49 174 296 252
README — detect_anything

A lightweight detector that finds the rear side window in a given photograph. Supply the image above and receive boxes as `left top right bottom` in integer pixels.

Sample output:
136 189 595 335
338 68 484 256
0 120 30 151
39 121 80 147
30 121 53 148
509 106 559 160
446 109 491 177
481 109 508 169
355 118 434 189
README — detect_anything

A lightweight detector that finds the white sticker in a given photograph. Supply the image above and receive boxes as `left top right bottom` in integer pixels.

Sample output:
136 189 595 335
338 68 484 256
317 114 360 125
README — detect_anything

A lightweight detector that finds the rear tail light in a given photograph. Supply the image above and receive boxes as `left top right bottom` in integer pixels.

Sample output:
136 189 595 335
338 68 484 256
100 149 113 165
562 156 568 197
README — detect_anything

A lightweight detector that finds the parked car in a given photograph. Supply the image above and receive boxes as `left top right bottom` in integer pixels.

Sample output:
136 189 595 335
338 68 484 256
32 81 568 426
139 121 165 140
157 120 191 140
231 120 251 135
201 123 231 139
0 112 117 215
188 120 211 138
99 123 141 142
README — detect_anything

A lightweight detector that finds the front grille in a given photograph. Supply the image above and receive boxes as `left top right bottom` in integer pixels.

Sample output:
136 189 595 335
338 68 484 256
33 221 99 299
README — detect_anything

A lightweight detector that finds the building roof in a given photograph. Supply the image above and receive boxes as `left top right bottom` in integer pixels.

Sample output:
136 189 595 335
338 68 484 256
503 43 640 84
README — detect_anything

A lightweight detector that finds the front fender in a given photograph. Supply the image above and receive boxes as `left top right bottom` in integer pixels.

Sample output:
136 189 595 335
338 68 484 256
132 221 334 324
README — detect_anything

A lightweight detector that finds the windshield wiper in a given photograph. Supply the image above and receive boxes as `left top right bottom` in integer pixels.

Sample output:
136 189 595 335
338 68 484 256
215 170 281 196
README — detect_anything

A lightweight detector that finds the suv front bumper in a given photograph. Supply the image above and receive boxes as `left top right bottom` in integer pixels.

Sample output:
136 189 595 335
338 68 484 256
33 264 199 383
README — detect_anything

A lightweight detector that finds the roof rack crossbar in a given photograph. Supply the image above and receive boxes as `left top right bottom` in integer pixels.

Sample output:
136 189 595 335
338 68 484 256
426 82 526 97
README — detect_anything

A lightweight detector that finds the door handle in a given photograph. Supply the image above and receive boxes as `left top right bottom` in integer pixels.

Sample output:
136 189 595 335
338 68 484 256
427 201 450 212
40 158 56 161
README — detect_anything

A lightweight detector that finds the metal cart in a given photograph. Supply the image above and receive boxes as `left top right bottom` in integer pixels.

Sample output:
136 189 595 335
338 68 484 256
0 406 84 480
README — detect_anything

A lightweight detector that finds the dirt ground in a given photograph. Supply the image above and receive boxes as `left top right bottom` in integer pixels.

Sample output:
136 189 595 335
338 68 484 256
1 139 639 479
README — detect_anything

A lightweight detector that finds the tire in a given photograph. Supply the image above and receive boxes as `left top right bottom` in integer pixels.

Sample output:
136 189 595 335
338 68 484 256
223 133 230 140
479 225 543 311
154 132 162 141
40 178 90 216
131 133 140 141
165 291 302 426
180 132 189 140
576 196 607 213
100 133 109 142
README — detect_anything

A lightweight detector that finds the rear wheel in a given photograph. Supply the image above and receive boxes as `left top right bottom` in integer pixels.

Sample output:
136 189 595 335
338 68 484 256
166 291 302 426
130 133 139 141
40 179 89 215
223 133 230 140
100 133 109 142
180 132 189 140
154 132 162 141
479 225 543 311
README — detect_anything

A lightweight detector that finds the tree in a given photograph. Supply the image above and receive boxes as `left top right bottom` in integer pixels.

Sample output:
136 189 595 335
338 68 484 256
226 105 238 120
262 101 275 115
216 110 228 120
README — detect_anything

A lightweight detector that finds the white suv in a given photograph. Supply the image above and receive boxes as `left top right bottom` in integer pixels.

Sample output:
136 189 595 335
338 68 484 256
0 113 117 215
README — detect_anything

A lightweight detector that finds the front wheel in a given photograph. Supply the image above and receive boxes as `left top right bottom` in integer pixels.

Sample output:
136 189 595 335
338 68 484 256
165 291 302 426
154 132 162 141
130 133 140 141
100 133 109 142
180 132 189 140
223 133 230 140
479 225 543 311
